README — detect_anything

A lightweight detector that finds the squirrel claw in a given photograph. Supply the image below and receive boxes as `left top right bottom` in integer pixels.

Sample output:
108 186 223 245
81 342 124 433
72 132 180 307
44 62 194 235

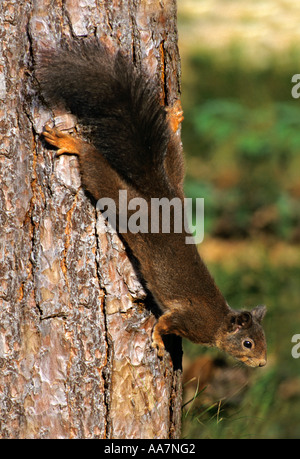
42 125 81 156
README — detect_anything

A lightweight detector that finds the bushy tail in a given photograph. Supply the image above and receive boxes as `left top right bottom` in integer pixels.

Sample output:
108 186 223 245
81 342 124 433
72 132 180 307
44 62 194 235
37 40 170 192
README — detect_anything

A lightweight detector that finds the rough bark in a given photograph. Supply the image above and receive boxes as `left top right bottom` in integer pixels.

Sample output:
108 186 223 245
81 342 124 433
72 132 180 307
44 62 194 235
0 0 182 439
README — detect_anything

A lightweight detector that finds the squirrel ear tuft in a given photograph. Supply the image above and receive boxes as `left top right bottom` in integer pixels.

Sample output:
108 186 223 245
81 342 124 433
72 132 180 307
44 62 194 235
251 305 267 323
236 311 252 329
228 311 252 332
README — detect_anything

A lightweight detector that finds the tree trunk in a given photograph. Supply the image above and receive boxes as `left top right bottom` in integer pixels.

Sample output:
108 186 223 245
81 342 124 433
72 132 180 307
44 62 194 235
0 0 182 439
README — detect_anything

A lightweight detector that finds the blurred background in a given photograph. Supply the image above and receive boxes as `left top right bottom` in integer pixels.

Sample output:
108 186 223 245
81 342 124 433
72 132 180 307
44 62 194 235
178 0 300 439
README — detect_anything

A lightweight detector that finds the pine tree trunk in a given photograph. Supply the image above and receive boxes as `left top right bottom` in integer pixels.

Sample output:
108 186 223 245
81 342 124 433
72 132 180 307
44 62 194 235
0 0 183 439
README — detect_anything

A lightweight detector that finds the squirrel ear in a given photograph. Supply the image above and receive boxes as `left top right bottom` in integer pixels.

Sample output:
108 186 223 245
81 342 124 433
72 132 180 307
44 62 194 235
236 311 252 329
252 305 267 323
228 311 252 332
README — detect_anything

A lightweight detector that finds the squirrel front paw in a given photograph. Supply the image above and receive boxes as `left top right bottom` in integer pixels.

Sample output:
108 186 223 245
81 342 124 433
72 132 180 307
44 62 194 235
151 316 171 358
151 312 175 358
151 335 165 358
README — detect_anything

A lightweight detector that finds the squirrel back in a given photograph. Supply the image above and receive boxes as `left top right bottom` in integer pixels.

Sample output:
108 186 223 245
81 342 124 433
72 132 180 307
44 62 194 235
37 40 267 367
37 40 173 196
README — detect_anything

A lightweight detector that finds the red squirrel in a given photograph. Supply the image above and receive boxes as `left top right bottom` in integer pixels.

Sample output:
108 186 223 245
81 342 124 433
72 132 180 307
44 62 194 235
37 40 267 367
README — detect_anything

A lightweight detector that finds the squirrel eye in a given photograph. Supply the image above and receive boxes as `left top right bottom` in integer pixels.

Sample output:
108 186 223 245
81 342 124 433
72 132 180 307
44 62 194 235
243 340 253 349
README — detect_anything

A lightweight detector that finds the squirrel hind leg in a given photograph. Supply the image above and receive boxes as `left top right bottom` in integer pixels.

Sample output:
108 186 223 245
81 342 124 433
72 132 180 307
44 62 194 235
166 100 184 133
42 125 82 156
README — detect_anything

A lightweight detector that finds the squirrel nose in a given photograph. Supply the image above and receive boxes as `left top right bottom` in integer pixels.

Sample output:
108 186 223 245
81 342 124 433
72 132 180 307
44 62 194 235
259 359 267 367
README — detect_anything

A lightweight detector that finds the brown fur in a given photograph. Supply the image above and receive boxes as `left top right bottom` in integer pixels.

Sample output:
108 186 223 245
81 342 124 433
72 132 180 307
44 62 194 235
38 40 267 367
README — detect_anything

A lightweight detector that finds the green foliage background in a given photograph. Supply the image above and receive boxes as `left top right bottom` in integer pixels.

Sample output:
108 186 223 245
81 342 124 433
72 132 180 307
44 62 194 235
178 0 300 439
183 52 300 241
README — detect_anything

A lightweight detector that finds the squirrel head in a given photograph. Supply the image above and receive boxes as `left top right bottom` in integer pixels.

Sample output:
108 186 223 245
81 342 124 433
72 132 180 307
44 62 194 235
215 305 267 367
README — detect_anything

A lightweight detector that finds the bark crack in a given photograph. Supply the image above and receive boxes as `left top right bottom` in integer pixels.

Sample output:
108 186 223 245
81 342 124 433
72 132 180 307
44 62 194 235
94 211 113 439
61 192 79 293
40 311 68 320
